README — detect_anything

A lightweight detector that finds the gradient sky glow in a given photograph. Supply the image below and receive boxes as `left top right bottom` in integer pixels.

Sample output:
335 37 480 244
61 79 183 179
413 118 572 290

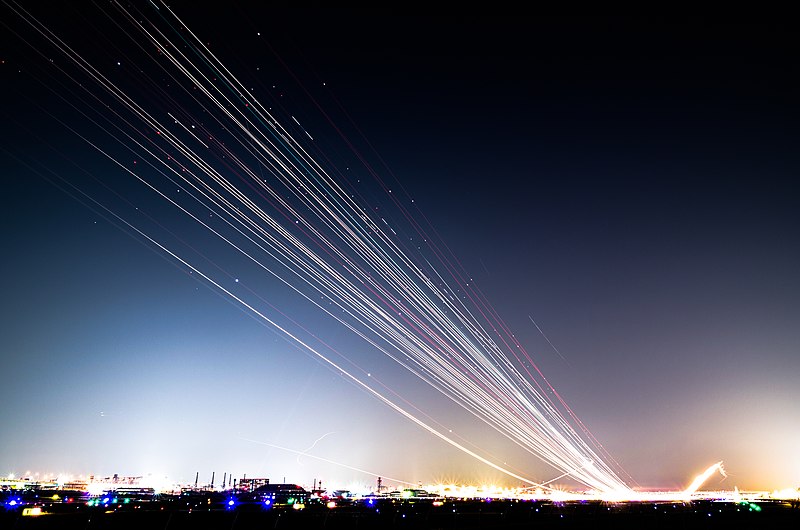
1 7 798 493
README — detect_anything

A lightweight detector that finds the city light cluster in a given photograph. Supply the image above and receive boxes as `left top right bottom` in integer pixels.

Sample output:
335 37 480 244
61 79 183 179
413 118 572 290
2 463 799 503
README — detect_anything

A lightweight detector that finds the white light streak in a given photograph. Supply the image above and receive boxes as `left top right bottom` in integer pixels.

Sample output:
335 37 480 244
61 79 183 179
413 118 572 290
3 0 636 494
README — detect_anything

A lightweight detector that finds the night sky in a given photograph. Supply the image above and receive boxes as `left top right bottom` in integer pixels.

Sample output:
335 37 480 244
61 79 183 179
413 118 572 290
1 6 798 493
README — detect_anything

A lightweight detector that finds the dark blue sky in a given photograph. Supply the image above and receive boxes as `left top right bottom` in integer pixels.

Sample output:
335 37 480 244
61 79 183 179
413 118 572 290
1 7 798 492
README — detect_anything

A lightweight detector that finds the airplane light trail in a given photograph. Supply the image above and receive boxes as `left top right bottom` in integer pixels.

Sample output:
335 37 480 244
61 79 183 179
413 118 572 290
2 0 647 495
238 437 416 486
684 461 727 497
